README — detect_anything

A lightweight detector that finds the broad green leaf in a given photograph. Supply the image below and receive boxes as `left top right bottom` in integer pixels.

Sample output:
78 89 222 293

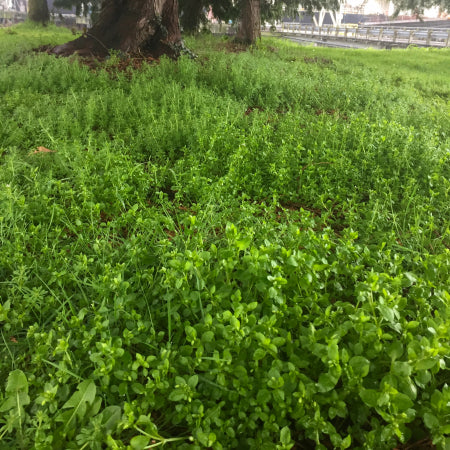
399 377 417 400
387 341 404 360
253 348 266 361
423 412 439 430
99 406 121 433
63 380 96 409
4 370 29 398
327 343 339 362
349 356 370 378
273 337 286 347
342 434 352 449
280 426 291 445
168 389 185 401
0 300 11 321
208 432 217 445
415 370 432 388
442 437 450 450
330 433 342 447
404 272 417 285
62 380 96 429
268 287 279 299
416 358 437 370
247 302 258 311
328 406 338 420
378 305 395 323
286 255 298 267
130 435 150 449
406 321 419 330
273 389 285 402
360 389 379 408
381 425 396 442
317 373 338 393
196 430 209 446
187 375 198 389
431 390 443 409
257 389 271 404
91 396 102 417
185 325 197 341
201 331 214 342
0 369 30 429
175 376 186 385
235 237 251 251
391 392 413 412
131 382 145 394
0 369 30 411
392 361 412 377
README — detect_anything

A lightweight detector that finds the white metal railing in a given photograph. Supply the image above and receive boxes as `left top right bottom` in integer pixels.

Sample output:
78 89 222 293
276 23 450 47
208 23 237 35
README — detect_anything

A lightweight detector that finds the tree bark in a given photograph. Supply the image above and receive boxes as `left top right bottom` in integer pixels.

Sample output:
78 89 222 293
51 0 182 58
28 0 50 24
180 0 204 33
236 0 260 45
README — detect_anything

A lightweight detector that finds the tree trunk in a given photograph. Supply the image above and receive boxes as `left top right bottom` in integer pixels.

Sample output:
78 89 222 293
51 0 182 58
180 0 204 34
236 0 260 45
28 0 50 24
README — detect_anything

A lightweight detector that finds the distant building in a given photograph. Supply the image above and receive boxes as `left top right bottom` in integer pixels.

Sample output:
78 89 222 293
0 0 27 13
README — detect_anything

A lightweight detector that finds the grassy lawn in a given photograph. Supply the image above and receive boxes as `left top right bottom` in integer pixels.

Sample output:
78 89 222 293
0 23 449 449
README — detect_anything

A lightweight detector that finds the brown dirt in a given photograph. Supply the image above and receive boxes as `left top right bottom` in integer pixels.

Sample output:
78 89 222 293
33 44 159 76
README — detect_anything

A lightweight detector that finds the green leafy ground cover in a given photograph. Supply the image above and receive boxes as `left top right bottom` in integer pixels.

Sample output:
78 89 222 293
0 23 449 449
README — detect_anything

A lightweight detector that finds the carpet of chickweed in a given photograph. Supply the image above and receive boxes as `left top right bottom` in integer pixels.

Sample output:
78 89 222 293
0 24 449 450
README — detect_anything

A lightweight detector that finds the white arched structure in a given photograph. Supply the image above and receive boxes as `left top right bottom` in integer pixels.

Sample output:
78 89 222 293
312 0 391 27
311 0 442 27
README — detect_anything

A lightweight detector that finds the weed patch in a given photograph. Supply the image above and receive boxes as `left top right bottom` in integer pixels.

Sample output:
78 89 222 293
0 27 449 449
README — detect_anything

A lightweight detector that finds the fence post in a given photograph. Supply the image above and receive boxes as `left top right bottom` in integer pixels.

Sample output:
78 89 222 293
446 31 450 47
344 27 348 40
408 30 413 44
393 29 398 43
426 30 432 45
378 27 383 42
